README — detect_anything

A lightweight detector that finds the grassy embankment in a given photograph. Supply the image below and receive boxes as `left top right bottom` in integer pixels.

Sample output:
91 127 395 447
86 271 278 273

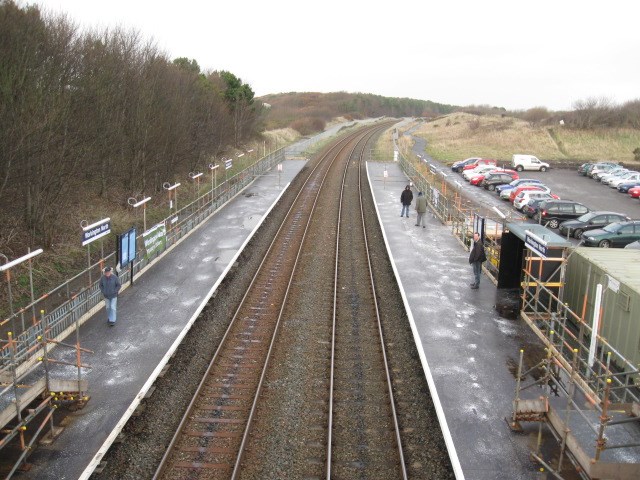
409 112 640 166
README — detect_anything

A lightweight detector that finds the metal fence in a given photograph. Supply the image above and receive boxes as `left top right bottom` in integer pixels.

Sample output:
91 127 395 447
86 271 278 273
396 148 519 284
0 148 284 371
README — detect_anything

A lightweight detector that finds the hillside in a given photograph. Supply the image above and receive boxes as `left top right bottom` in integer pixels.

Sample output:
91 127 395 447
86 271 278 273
410 113 640 165
260 92 458 135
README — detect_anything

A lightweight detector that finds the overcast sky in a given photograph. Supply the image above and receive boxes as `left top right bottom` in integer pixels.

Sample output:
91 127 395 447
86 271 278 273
32 0 638 111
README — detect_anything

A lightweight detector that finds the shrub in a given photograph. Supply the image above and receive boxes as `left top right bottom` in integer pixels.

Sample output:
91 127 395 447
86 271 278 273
634 147 640 161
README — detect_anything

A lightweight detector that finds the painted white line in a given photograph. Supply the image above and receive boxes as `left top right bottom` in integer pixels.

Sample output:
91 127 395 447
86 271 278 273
366 162 465 480
79 182 292 480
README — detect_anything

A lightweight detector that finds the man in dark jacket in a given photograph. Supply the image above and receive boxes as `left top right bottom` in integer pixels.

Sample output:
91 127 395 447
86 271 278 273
99 266 121 325
468 232 487 289
400 185 413 218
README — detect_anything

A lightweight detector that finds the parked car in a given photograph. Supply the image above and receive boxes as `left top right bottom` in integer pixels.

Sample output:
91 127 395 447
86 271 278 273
509 184 551 203
522 197 549 218
629 186 640 198
482 172 520 191
577 163 593 175
513 191 559 211
558 211 631 238
602 170 638 188
461 158 497 172
624 240 640 250
511 154 550 172
596 167 628 182
463 164 497 181
470 169 518 186
589 163 619 178
617 180 640 193
496 178 543 196
451 157 482 173
534 200 590 229
582 220 640 248
608 172 640 188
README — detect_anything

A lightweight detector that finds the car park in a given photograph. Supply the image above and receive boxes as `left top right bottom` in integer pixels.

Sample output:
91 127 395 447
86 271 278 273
461 158 497 172
513 191 559 211
451 157 482 173
608 172 640 188
582 220 640 248
511 154 550 172
533 200 590 229
497 178 544 197
482 172 520 191
558 211 631 238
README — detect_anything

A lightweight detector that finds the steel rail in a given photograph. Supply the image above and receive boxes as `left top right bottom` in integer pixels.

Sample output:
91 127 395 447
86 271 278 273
153 125 382 480
356 130 408 478
326 124 407 478
229 126 381 480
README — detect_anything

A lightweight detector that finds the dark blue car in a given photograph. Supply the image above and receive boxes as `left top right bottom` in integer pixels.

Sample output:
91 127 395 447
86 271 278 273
617 181 640 193
451 157 481 173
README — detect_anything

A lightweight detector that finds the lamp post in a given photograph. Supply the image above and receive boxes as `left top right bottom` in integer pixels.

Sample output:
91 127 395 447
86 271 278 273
128 195 152 233
163 182 180 214
189 172 203 207
1 248 43 332
208 163 219 203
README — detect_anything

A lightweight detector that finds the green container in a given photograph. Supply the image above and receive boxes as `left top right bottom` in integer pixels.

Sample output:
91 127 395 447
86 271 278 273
563 248 640 367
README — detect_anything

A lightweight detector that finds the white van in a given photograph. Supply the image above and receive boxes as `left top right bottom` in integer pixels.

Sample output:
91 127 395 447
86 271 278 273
511 154 550 172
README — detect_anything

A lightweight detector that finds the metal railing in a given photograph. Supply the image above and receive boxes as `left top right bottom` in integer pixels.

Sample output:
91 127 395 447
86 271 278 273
396 147 518 284
0 148 284 371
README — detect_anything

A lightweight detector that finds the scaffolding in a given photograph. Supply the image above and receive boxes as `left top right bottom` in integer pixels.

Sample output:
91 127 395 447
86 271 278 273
510 252 640 479
0 306 91 477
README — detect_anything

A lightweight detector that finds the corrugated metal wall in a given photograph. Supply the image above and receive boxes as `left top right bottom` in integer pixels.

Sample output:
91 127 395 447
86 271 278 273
564 249 640 367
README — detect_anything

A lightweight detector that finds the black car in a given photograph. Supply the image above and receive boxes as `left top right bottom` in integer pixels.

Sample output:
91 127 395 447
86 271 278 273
533 200 590 229
482 172 518 191
451 157 481 173
558 211 631 238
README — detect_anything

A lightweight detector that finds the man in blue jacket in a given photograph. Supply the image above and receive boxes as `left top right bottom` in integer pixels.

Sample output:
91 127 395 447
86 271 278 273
99 266 121 326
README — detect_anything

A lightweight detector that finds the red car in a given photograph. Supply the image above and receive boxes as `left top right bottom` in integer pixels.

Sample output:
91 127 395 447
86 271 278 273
629 186 640 198
509 184 549 203
461 158 497 172
469 169 518 186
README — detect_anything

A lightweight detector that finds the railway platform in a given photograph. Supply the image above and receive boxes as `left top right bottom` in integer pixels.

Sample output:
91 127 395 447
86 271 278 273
20 160 307 480
367 160 554 480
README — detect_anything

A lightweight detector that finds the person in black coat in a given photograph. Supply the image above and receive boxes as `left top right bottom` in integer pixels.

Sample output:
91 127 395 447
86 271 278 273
468 232 487 289
400 185 413 218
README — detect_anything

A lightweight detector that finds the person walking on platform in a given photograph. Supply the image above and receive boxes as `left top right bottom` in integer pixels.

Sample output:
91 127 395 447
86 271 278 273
99 266 121 326
415 191 427 228
400 185 413 218
468 232 487 289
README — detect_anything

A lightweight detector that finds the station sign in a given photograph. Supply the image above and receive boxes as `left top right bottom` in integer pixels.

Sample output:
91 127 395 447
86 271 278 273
225 159 233 170
525 231 548 258
81 218 111 246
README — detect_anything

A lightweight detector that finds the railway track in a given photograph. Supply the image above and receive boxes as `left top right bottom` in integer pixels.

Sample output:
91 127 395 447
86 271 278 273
151 121 454 480
153 125 387 480
327 128 406 478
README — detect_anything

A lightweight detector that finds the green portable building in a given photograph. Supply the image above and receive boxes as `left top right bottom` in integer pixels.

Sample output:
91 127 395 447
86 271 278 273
563 248 640 367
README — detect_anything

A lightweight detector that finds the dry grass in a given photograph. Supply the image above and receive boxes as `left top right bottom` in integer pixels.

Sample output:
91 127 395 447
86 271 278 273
413 113 640 165
262 128 301 145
